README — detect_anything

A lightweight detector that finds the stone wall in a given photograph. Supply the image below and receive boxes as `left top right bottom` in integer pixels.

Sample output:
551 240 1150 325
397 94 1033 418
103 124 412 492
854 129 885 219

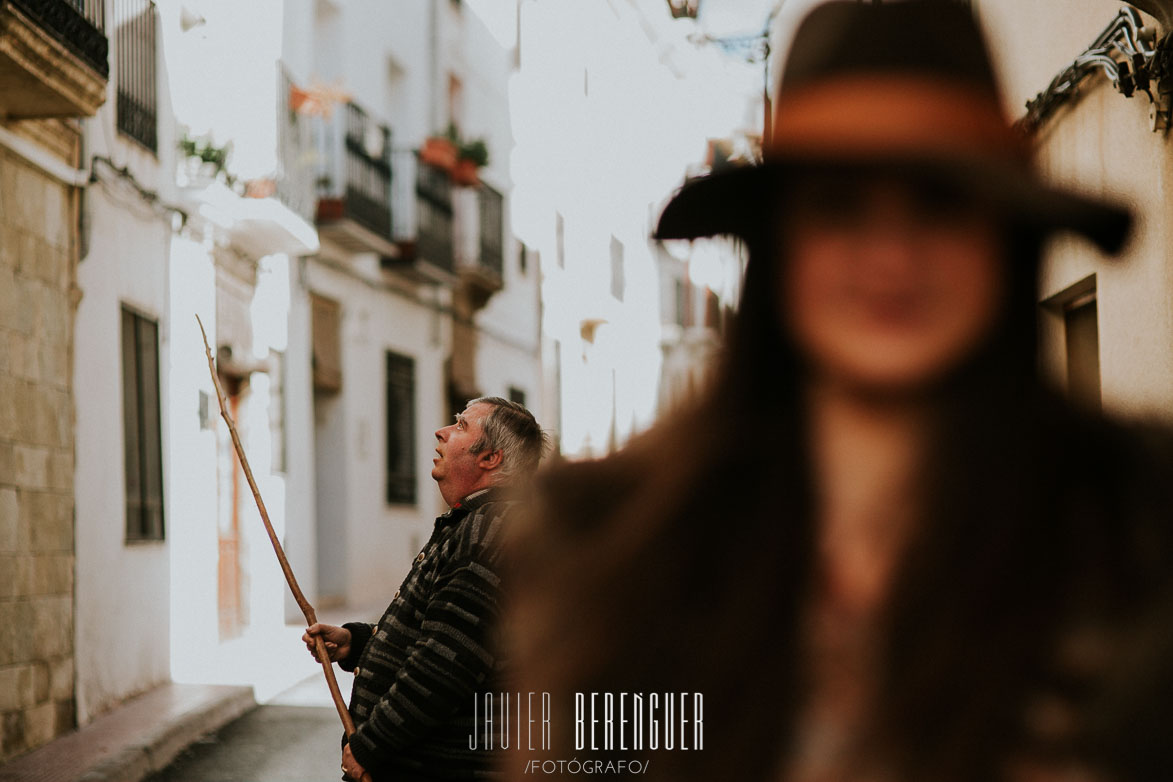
0 144 77 762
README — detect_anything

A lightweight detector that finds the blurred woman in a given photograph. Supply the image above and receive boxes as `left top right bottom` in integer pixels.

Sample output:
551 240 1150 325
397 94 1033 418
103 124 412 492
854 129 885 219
505 2 1173 781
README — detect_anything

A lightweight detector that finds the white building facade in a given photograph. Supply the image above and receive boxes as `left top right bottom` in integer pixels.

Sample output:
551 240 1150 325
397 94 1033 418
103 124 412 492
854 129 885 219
66 0 539 729
512 0 758 456
976 0 1173 421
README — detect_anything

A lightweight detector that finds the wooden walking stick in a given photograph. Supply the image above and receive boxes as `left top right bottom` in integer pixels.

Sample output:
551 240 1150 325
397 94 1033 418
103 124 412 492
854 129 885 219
197 315 372 782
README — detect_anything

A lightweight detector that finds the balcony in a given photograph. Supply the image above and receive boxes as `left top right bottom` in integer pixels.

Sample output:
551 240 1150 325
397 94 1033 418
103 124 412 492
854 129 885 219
414 156 454 278
0 0 108 118
314 101 397 256
471 182 504 291
114 0 155 151
275 64 315 224
448 181 504 308
383 149 455 283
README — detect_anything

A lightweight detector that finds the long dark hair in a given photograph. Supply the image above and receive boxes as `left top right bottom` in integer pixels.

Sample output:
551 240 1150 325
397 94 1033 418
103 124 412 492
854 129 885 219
504 215 1173 780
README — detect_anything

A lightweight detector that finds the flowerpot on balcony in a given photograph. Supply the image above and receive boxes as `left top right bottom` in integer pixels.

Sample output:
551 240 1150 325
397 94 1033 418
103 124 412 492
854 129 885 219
420 136 458 170
450 157 480 187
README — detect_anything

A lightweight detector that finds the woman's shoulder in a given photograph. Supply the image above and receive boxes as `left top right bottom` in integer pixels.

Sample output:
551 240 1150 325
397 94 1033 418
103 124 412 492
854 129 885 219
1042 405 1173 494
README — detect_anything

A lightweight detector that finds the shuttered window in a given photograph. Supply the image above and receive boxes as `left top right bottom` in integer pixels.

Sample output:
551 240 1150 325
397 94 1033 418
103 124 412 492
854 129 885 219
122 307 164 541
386 351 417 505
311 293 342 393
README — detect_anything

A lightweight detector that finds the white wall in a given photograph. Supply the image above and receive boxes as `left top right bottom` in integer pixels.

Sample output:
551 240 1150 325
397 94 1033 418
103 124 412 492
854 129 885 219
978 0 1173 421
163 0 285 179
164 232 220 685
305 257 451 608
284 0 540 612
512 0 757 456
73 0 183 720
283 256 318 622
74 188 173 724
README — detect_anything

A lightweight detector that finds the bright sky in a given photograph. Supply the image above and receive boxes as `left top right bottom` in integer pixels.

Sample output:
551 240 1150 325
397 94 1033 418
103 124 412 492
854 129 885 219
699 0 779 35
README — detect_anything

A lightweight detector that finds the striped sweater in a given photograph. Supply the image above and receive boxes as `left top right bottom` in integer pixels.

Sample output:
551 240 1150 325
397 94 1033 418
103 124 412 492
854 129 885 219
339 487 512 781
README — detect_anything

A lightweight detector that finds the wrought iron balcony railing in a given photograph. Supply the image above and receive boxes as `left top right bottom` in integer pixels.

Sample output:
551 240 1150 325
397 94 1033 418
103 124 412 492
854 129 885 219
275 64 317 223
315 100 395 252
414 156 454 275
114 0 156 151
342 102 392 239
9 0 108 76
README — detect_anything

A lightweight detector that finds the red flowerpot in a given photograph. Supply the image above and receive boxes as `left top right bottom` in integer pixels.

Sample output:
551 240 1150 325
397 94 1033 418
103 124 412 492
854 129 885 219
450 157 480 186
420 137 457 170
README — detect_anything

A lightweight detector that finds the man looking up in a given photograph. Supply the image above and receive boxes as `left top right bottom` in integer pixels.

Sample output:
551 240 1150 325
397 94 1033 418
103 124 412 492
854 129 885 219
305 397 547 781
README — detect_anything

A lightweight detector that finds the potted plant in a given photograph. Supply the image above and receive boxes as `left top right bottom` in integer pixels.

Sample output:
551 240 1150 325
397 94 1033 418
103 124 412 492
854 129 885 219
178 132 235 185
420 126 459 171
452 138 489 186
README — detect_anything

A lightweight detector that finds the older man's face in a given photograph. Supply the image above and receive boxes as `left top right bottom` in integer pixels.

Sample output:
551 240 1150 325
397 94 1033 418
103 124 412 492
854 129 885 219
431 401 494 505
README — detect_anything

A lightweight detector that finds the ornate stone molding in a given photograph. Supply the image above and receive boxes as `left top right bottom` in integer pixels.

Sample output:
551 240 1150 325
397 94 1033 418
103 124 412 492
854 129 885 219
1019 6 1173 134
0 1 108 119
5 116 79 161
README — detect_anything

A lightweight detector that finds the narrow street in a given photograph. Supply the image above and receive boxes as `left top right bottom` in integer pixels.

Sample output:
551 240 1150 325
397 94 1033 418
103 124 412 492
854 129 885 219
145 671 355 782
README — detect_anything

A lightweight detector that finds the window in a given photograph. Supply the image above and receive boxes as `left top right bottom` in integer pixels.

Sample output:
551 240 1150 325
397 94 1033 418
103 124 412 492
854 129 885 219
704 289 721 329
479 184 504 277
116 0 158 152
448 73 463 130
555 212 565 269
552 340 563 455
311 293 342 393
1043 275 1100 410
122 307 164 542
1065 295 1101 410
610 235 625 301
386 351 417 504
269 350 287 474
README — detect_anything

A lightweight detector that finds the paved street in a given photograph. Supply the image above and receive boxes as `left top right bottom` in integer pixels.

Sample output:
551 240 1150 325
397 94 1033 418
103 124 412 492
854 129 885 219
145 670 355 782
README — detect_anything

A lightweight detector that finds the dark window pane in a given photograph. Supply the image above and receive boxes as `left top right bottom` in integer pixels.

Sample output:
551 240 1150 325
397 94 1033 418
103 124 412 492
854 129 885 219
121 308 142 535
122 307 164 541
478 184 503 277
386 351 417 504
1066 299 1101 410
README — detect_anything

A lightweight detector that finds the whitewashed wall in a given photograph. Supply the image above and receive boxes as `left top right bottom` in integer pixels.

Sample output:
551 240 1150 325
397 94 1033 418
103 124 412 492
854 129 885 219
977 0 1173 421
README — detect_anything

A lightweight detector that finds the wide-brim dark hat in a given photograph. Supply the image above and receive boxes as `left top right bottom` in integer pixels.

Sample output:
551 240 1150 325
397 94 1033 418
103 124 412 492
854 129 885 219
656 0 1132 254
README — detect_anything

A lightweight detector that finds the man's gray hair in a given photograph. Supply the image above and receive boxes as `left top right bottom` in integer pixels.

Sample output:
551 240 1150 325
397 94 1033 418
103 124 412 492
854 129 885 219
467 397 549 483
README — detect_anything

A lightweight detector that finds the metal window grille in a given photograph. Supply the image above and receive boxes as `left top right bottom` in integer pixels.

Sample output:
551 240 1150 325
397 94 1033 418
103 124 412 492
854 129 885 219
478 183 504 277
11 0 108 76
115 0 157 151
386 351 417 505
311 293 342 393
344 102 393 238
121 306 164 542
